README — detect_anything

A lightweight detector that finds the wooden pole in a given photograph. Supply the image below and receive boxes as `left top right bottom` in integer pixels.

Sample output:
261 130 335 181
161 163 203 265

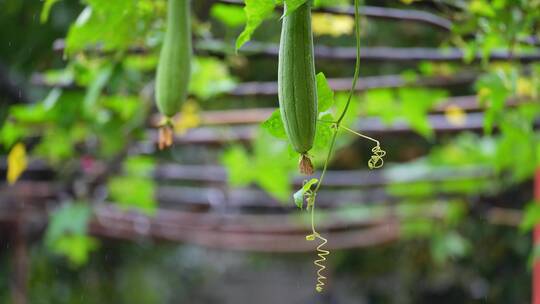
533 169 540 304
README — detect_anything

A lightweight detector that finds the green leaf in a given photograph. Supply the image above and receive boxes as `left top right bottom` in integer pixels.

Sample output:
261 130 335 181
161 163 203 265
261 110 287 139
313 0 349 6
293 178 318 209
35 128 74 163
52 235 99 267
316 72 334 113
400 218 435 239
222 145 254 186
495 112 537 181
45 202 98 266
124 155 155 177
222 128 295 202
100 95 140 121
313 113 333 152
284 0 308 15
236 0 276 50
190 57 236 100
476 72 510 134
108 176 156 215
0 121 26 148
399 88 447 138
84 63 114 111
253 129 294 201
431 231 469 264
362 89 399 124
520 202 540 232
211 3 247 28
40 0 61 23
65 0 148 55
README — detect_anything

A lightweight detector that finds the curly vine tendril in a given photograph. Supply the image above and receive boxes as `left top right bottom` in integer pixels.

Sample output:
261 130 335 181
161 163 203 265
306 200 330 293
313 234 329 292
303 0 386 293
340 125 386 169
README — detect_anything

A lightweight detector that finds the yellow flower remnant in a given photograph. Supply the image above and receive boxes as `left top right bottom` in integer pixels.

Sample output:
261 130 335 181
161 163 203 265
174 100 200 135
312 13 354 37
445 104 467 127
517 77 535 98
7 143 28 185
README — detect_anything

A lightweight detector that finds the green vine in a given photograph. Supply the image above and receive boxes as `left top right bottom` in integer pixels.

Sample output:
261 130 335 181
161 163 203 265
300 0 386 292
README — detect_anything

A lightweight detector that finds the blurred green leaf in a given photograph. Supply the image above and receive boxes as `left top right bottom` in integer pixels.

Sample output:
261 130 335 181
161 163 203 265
10 103 51 124
35 128 75 163
190 57 236 100
65 0 152 55
124 155 155 177
40 0 60 23
100 95 140 121
431 232 470 264
476 70 510 134
313 0 349 7
211 3 246 28
261 110 287 139
222 145 254 186
45 203 98 266
389 181 435 197
401 218 435 239
399 88 446 138
520 202 540 232
53 235 99 266
0 121 26 148
496 112 537 181
312 113 333 152
252 129 294 201
84 63 114 112
108 176 156 215
316 72 334 113
283 0 308 15
236 0 276 50
222 128 294 202
362 89 399 124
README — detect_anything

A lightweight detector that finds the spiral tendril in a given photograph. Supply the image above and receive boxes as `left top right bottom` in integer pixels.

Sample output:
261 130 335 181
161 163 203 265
305 196 330 293
311 233 329 292
368 145 386 169
339 125 386 170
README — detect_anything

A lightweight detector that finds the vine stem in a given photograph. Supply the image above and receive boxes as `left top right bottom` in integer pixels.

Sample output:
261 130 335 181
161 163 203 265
335 0 362 125
340 125 380 146
307 0 362 293
311 0 361 225
313 0 361 195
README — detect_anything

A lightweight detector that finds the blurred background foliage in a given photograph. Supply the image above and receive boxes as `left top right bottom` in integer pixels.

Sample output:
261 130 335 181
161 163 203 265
0 0 539 303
